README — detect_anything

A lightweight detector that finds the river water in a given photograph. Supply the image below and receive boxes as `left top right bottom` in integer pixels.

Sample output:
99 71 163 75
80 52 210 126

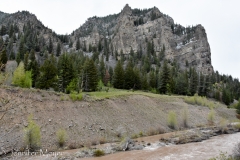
85 132 240 160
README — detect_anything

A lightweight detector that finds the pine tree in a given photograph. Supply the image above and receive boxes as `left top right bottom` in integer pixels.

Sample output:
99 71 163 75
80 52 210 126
113 61 124 89
189 68 198 95
149 71 156 89
82 59 98 91
175 71 189 95
222 88 231 105
19 37 26 60
16 52 21 65
130 47 134 57
109 66 113 84
48 38 53 54
98 40 102 52
133 68 141 90
124 61 135 89
115 50 118 61
141 73 149 90
159 61 170 94
103 69 110 86
0 49 8 65
57 53 74 92
76 38 80 50
204 75 211 96
36 55 57 89
28 50 39 87
0 25 6 36
89 44 92 52
99 57 105 81
198 73 205 96
138 45 143 59
56 42 61 57
24 52 29 70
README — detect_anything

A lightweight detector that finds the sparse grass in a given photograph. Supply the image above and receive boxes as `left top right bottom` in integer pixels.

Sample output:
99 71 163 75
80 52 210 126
56 129 67 147
99 137 106 144
91 139 98 146
146 127 165 136
139 131 144 137
182 106 189 128
233 121 240 130
147 128 158 136
86 88 180 100
69 92 83 101
93 149 105 157
131 133 139 139
184 94 216 109
68 141 79 149
168 111 177 129
208 109 215 125
60 95 64 101
218 118 228 132
24 115 41 151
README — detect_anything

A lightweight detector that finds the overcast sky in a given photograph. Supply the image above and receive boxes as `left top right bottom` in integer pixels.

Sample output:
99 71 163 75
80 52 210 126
0 0 239 79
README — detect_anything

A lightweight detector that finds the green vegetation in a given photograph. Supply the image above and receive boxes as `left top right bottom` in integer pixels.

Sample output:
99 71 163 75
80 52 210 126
236 99 240 114
12 62 32 88
93 149 105 157
56 129 67 147
168 111 177 129
69 92 83 101
24 115 41 151
184 94 216 109
182 106 189 128
209 152 235 160
0 9 239 108
208 109 215 125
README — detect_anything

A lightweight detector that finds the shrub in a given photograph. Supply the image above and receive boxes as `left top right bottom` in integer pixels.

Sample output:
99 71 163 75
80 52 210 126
156 127 165 134
24 115 41 151
168 111 177 129
182 106 189 128
208 109 215 125
147 128 157 136
69 92 83 101
131 134 139 139
99 137 106 144
93 149 105 157
91 139 98 146
184 94 215 109
139 131 144 137
56 129 67 147
219 118 227 132
97 80 104 91
12 62 32 88
236 99 240 114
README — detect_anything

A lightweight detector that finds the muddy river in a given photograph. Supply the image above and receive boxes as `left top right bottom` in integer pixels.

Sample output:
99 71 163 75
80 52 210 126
85 132 240 160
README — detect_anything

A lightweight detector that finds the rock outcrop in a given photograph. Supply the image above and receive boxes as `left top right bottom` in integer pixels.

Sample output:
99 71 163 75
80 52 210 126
72 4 214 74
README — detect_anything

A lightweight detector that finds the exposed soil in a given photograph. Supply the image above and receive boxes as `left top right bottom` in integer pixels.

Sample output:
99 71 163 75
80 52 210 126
0 86 238 158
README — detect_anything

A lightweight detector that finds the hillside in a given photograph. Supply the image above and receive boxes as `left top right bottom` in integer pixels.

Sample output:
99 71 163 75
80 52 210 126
0 86 238 156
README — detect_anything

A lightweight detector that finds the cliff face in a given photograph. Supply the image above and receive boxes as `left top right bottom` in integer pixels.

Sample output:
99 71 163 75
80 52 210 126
73 4 213 74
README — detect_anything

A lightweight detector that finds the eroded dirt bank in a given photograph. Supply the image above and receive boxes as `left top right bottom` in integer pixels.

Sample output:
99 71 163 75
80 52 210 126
0 87 238 157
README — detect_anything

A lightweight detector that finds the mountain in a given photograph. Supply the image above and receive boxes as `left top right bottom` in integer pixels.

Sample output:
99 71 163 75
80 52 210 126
0 5 213 74
70 4 213 74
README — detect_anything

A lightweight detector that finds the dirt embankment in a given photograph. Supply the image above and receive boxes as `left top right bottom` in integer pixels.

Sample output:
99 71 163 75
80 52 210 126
0 87 238 155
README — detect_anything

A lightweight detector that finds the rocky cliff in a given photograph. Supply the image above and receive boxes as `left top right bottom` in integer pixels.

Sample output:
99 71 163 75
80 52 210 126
72 4 213 74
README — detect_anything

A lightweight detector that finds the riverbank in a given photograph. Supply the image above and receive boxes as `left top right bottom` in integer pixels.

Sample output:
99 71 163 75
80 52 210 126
0 87 239 159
